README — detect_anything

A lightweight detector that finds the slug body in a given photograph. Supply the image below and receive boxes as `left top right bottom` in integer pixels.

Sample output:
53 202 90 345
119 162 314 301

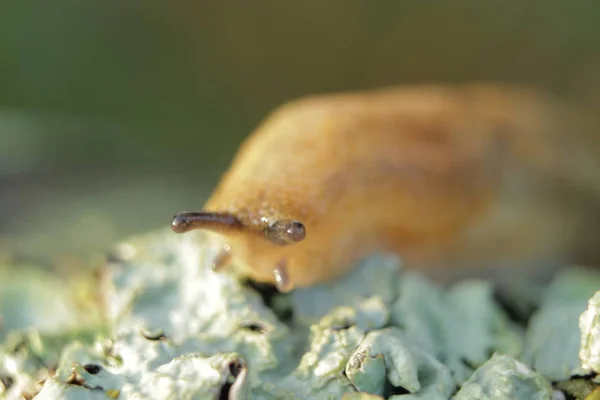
173 84 600 291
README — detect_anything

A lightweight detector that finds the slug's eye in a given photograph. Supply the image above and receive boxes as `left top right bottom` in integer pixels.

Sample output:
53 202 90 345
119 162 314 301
265 219 306 245
285 221 306 241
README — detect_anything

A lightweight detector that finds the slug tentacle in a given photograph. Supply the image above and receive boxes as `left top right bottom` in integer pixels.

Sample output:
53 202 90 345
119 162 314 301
273 260 293 292
171 211 244 235
212 244 232 271
264 220 306 245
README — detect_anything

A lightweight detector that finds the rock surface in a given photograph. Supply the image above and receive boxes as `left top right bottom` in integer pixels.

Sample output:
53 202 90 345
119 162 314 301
1 229 600 399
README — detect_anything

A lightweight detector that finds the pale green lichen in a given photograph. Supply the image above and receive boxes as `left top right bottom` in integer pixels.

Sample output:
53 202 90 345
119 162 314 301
522 268 600 381
36 351 251 400
0 266 103 342
390 273 523 384
346 347 386 395
342 393 386 400
346 327 453 399
579 290 600 374
290 254 400 324
1 229 600 399
452 353 553 400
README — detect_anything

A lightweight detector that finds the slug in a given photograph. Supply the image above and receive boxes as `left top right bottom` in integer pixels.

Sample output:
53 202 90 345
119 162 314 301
172 84 600 292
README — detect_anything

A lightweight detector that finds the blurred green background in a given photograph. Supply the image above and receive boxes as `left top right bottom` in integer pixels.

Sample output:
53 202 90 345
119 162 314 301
1 0 600 270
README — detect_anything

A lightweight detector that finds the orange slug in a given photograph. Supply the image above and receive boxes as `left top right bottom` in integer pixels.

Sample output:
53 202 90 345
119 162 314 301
171 83 600 292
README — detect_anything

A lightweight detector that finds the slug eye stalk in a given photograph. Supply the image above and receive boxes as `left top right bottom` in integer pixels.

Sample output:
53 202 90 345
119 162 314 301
171 211 244 235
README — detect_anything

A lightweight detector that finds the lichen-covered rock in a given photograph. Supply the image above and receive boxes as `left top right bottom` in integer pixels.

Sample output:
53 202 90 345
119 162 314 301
343 393 386 400
290 254 400 324
35 352 250 400
346 327 453 399
452 353 553 400
580 290 600 374
0 324 102 399
522 268 600 381
390 273 522 384
1 228 600 399
0 266 103 342
555 377 599 400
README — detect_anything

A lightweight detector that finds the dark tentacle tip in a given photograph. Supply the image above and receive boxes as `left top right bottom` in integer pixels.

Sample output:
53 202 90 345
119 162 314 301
171 213 191 234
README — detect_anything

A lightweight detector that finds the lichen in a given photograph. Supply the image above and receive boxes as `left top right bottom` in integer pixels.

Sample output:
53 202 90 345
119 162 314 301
452 353 553 400
522 268 600 381
580 290 600 374
1 229 600 399
389 274 523 385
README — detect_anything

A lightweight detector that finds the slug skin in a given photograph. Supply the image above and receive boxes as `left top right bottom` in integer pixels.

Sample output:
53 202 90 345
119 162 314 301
173 84 600 291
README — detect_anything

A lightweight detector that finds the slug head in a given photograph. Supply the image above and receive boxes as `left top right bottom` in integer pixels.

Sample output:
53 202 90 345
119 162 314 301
171 211 306 245
171 210 307 291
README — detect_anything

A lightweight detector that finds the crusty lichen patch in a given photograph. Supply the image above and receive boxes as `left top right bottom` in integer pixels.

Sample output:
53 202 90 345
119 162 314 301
580 290 600 374
1 229 600 399
453 353 553 400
